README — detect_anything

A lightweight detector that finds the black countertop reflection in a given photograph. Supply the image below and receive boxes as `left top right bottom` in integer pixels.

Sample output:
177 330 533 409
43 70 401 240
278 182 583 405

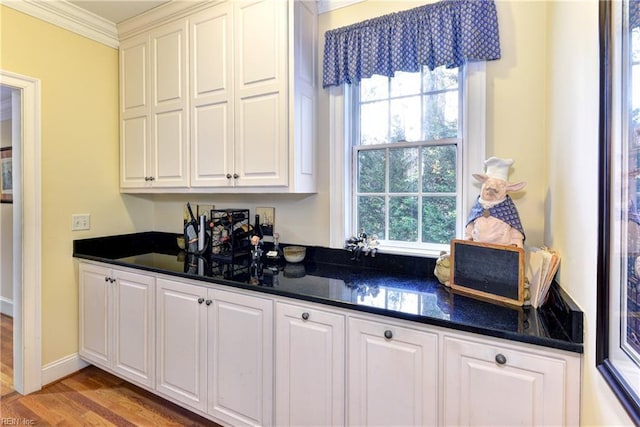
73 232 583 353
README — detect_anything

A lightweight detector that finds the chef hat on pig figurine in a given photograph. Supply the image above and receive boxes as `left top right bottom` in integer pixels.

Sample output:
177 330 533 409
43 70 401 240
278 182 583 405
465 157 526 248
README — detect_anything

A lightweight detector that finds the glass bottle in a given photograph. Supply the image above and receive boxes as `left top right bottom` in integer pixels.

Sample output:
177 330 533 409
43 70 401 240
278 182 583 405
253 214 263 239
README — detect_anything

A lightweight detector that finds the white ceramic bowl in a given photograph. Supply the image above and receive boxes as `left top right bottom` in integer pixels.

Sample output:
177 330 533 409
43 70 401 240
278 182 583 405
283 246 306 263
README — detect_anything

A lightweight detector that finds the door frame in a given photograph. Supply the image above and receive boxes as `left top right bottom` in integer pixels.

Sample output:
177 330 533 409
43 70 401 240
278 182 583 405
0 70 42 395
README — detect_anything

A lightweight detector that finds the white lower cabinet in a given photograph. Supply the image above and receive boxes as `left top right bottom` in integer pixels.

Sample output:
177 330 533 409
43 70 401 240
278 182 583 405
79 263 155 388
155 277 273 426
155 278 207 411
275 301 345 426
442 333 581 426
80 261 582 426
347 317 439 426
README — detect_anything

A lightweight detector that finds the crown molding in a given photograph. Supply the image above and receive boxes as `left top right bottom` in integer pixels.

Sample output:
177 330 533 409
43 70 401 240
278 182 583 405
117 0 216 40
1 0 119 48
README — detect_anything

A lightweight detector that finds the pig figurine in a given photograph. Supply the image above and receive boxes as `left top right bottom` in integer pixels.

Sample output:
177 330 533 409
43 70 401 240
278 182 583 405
465 157 526 248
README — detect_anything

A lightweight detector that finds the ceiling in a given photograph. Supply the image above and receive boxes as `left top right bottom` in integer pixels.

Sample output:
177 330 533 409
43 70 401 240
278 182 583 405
67 0 170 24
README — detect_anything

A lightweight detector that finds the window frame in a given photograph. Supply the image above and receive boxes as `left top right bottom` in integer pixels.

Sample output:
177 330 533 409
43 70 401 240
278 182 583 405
329 61 487 258
350 66 462 252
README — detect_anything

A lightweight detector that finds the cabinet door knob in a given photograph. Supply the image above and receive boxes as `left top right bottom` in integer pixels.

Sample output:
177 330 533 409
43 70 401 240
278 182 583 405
206 299 212 306
301 312 310 320
149 176 155 181
226 173 232 179
233 173 239 179
384 330 393 340
111 278 116 283
495 353 507 365
198 297 204 304
104 277 109 282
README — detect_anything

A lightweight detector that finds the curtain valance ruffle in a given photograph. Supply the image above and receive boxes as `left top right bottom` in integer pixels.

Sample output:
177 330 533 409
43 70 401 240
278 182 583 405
322 0 501 88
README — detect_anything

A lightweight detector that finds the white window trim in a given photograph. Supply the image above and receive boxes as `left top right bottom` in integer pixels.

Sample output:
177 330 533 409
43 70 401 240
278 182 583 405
329 61 487 258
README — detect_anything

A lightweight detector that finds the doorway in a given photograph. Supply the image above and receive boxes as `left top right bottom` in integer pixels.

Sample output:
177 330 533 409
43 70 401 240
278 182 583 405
0 70 42 395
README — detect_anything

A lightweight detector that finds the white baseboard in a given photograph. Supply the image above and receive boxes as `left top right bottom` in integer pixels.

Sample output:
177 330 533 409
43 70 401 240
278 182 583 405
0 297 13 317
41 353 89 386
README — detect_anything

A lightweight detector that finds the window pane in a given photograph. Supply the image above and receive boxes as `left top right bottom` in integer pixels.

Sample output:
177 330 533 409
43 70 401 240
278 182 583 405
390 71 421 97
358 150 386 193
390 96 421 142
361 74 389 102
423 91 458 140
422 196 456 244
422 146 457 192
361 100 389 145
389 196 418 241
358 196 385 238
423 66 458 92
390 148 419 193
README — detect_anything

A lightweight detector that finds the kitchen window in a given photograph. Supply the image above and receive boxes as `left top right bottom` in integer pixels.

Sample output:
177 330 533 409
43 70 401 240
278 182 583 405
329 61 486 257
352 66 460 252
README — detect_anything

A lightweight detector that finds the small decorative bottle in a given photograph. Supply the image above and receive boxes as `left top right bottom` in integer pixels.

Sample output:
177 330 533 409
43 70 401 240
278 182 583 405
266 232 284 265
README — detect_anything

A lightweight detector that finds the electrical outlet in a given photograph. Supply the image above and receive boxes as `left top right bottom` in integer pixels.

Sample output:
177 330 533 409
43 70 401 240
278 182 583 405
72 214 91 231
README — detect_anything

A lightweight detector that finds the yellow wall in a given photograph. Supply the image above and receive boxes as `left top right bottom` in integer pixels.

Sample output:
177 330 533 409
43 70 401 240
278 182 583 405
0 5 153 366
547 1 632 425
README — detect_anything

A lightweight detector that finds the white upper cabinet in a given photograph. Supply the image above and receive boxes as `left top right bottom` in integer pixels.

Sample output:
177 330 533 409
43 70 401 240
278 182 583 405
190 2 234 188
120 19 189 189
119 0 317 193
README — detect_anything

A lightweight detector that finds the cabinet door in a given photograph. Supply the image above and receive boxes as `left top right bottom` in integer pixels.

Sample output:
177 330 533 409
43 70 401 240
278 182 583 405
120 35 151 188
155 278 207 411
112 270 155 388
150 20 189 188
348 317 438 426
79 263 111 366
275 302 345 427
442 335 573 426
208 289 273 427
234 0 287 187
190 3 235 188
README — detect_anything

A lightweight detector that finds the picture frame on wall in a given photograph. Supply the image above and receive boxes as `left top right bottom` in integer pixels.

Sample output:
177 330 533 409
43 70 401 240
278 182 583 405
0 147 12 203
597 1 640 423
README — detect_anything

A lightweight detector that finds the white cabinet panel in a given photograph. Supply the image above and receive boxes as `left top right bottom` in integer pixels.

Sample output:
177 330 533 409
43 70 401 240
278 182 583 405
79 263 110 366
121 116 148 187
208 289 273 427
443 335 579 426
275 302 345 426
235 0 282 90
153 109 187 185
190 3 234 188
113 270 155 388
155 278 207 411
121 40 147 112
79 263 155 388
192 103 231 186
191 5 231 99
236 92 286 186
120 19 188 189
348 317 438 426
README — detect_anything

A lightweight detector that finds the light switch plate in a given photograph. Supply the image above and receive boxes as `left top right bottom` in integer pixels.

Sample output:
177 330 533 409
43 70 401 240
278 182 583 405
72 214 90 231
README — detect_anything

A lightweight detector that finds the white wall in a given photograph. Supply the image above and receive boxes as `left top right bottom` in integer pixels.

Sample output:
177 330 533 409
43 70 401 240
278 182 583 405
547 1 633 425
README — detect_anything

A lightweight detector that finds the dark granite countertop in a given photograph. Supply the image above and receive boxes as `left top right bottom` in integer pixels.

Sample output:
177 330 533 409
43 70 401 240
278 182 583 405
73 232 583 353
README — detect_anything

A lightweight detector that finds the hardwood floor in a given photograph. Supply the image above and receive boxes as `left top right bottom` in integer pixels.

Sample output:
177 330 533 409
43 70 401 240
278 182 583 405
0 314 220 426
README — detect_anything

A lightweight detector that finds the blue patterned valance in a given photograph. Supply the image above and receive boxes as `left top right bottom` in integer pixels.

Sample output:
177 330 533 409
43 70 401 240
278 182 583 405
322 0 501 88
